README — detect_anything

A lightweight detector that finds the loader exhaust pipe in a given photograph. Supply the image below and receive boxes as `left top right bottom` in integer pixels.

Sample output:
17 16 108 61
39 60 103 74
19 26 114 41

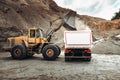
0 36 7 52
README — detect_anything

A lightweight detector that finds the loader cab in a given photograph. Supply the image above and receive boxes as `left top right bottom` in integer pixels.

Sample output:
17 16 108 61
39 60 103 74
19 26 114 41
28 28 44 45
28 28 43 38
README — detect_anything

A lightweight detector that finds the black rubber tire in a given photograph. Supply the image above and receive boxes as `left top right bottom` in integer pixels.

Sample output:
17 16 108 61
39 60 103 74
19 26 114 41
65 57 71 62
55 45 61 57
42 45 59 60
11 45 26 60
84 58 91 61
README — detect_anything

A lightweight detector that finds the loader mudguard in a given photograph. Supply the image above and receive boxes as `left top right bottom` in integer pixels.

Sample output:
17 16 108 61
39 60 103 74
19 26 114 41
22 40 28 48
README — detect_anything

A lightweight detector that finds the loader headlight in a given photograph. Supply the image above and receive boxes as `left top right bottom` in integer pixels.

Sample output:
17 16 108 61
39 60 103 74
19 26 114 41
43 38 47 41
41 38 47 43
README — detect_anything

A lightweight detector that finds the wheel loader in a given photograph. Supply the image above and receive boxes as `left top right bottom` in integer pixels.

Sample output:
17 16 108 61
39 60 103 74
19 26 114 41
3 28 61 60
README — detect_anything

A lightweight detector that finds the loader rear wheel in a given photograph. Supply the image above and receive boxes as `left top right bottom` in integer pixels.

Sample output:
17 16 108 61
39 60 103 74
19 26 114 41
11 45 26 60
42 45 59 60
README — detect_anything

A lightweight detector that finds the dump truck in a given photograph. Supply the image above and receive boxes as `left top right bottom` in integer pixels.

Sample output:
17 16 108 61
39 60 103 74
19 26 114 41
3 28 61 60
64 30 93 61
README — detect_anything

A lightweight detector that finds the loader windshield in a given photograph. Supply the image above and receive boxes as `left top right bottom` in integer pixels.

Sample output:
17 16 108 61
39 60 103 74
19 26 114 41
36 29 43 38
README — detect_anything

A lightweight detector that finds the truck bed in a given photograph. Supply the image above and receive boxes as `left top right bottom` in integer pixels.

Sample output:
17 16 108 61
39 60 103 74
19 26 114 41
64 30 93 49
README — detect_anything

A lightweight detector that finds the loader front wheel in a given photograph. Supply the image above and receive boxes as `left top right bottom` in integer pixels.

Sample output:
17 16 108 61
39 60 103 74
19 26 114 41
55 45 61 57
42 45 59 60
11 45 26 60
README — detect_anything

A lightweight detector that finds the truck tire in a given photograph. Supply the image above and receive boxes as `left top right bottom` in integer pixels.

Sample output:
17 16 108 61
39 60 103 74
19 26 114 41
42 45 59 60
65 57 71 62
85 58 91 61
55 45 61 57
11 45 26 60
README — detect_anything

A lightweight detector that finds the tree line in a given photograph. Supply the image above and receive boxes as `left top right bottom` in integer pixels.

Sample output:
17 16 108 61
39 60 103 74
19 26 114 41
111 9 120 20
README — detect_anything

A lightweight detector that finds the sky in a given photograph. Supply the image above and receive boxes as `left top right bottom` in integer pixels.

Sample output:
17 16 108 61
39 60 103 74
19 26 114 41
54 0 120 20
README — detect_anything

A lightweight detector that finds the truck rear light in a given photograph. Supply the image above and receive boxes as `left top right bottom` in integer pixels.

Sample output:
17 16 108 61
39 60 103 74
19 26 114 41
84 49 91 54
65 49 72 53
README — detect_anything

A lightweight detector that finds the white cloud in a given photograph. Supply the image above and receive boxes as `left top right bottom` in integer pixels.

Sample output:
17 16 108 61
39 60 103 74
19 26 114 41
55 0 120 20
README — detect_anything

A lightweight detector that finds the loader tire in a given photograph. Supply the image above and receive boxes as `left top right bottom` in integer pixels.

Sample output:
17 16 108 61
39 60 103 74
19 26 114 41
42 45 59 60
55 45 61 57
11 45 26 60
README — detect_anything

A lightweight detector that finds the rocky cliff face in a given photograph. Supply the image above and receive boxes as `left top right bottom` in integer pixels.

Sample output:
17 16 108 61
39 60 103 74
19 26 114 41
0 0 67 37
0 0 120 54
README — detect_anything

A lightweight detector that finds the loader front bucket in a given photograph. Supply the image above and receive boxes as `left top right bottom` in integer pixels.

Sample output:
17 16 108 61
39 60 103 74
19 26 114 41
63 11 76 30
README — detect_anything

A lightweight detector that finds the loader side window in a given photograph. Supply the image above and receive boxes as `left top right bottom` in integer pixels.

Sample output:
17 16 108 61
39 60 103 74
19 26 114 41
30 30 35 38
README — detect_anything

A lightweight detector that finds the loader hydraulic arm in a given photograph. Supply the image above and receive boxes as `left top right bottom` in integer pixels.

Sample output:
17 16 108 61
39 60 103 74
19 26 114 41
46 17 66 42
46 11 77 42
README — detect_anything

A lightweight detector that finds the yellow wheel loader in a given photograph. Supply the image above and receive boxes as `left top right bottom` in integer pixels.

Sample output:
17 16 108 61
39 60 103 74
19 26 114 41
3 28 60 60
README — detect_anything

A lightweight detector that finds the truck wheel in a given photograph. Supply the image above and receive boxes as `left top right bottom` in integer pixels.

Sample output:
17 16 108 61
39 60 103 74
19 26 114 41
55 45 61 57
11 45 26 60
65 57 71 62
42 45 59 60
85 58 91 61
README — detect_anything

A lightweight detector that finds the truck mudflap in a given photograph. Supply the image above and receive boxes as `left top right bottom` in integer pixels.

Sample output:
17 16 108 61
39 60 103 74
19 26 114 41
64 48 91 61
65 56 91 62
65 56 91 58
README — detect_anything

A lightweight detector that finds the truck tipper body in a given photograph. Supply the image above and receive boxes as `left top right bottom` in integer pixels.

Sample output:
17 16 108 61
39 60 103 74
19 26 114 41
64 30 93 61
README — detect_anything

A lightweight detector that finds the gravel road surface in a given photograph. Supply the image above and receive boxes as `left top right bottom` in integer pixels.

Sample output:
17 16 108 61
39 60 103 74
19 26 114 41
0 52 120 80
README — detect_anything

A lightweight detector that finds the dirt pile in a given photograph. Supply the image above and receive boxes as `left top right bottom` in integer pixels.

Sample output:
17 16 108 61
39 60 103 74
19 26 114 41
72 14 120 55
79 15 120 31
0 0 67 37
92 33 120 54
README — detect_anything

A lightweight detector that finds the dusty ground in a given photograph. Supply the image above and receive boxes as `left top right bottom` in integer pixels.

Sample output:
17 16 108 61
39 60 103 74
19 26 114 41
0 52 120 80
